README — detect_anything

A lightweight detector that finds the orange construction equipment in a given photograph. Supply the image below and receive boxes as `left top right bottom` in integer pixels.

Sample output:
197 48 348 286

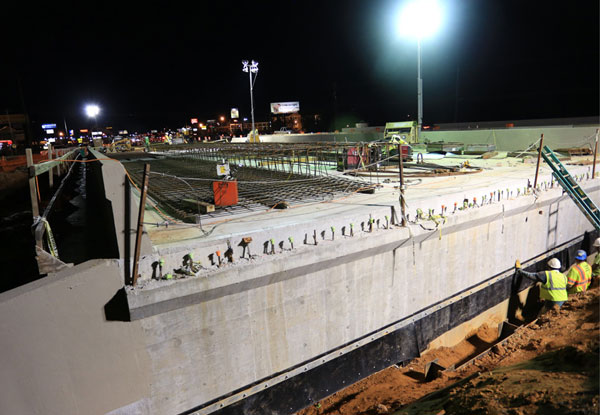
212 180 238 206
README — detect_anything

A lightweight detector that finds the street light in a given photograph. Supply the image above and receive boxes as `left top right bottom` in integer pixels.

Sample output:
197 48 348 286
398 0 442 136
242 60 259 140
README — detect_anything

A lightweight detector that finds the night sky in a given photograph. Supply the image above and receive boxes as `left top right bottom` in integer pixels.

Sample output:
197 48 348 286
2 0 599 132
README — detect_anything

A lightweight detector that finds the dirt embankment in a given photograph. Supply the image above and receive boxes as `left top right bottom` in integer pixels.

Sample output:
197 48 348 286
298 286 599 415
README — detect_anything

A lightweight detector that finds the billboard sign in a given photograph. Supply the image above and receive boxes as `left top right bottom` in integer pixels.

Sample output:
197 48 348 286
230 108 239 119
42 123 57 129
191 118 198 124
270 101 300 114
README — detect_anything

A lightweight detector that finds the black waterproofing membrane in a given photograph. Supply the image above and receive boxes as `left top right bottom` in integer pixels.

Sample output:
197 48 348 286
183 230 597 415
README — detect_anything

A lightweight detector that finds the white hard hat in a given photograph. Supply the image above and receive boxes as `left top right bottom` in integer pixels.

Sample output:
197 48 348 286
594 238 600 247
547 258 561 269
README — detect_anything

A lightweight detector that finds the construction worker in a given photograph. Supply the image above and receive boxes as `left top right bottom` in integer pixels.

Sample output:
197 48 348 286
515 258 568 310
565 250 592 294
592 238 600 283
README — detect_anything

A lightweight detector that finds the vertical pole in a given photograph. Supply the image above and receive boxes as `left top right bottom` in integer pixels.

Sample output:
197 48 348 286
397 144 407 227
26 148 40 217
132 163 150 286
417 37 423 141
48 142 53 188
63 116 69 140
533 133 544 189
593 129 598 179
249 69 255 141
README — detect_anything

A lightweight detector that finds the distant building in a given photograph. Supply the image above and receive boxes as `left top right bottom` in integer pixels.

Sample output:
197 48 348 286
272 113 302 132
0 113 26 147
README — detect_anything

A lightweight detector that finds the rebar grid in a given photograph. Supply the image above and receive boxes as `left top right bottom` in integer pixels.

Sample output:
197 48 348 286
124 144 378 221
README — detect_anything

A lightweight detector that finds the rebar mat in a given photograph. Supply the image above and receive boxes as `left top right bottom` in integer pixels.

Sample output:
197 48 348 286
123 153 375 221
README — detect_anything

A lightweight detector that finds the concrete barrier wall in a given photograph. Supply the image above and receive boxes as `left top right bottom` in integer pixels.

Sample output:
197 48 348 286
421 125 599 152
88 149 152 282
231 125 599 152
127 185 598 414
0 260 152 415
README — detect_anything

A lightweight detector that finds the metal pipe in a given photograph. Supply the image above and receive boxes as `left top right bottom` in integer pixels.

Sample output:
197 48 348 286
417 37 423 139
132 163 150 286
533 133 544 188
397 144 407 226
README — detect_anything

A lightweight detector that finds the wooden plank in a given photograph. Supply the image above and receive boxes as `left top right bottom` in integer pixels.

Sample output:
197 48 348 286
48 143 53 188
34 149 77 176
181 198 215 213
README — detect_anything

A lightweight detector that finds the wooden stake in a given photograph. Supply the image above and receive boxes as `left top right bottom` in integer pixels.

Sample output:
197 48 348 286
593 129 598 179
132 163 150 286
26 148 39 217
48 143 53 188
533 133 544 189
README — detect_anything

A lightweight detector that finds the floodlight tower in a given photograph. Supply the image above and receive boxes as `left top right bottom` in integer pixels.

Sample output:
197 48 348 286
398 0 442 136
242 60 259 138
85 104 100 141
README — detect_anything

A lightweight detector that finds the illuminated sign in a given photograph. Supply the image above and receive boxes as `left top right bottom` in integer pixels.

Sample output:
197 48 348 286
42 123 57 129
270 101 300 114
92 131 103 136
119 130 128 135
45 129 54 134
230 108 239 119
80 129 89 133
191 118 198 124
69 130 74 136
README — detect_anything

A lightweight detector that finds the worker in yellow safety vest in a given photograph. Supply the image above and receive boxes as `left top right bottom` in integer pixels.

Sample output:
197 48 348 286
389 135 408 145
566 250 592 294
592 238 600 283
515 258 568 310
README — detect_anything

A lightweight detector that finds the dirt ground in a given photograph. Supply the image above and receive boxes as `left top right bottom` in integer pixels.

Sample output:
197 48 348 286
298 285 599 415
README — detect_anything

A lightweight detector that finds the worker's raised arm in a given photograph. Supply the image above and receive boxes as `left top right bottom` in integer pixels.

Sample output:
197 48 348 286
516 269 547 284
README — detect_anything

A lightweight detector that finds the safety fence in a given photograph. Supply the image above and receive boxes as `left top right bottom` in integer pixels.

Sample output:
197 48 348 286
25 146 79 265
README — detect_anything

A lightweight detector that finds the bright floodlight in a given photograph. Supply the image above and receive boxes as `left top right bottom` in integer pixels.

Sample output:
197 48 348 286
85 104 100 118
242 60 259 73
398 0 442 39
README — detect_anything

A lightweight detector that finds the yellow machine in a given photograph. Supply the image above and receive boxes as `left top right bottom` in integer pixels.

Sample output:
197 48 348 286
383 121 418 144
109 137 132 152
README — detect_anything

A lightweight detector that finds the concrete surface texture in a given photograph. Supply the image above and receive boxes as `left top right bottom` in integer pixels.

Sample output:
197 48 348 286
0 259 151 415
126 180 597 413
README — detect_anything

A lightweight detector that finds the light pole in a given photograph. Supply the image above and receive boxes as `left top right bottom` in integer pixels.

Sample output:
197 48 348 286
242 60 259 139
398 0 442 137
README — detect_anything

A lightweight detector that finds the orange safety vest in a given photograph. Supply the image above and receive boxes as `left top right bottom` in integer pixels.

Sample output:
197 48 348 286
566 262 592 293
